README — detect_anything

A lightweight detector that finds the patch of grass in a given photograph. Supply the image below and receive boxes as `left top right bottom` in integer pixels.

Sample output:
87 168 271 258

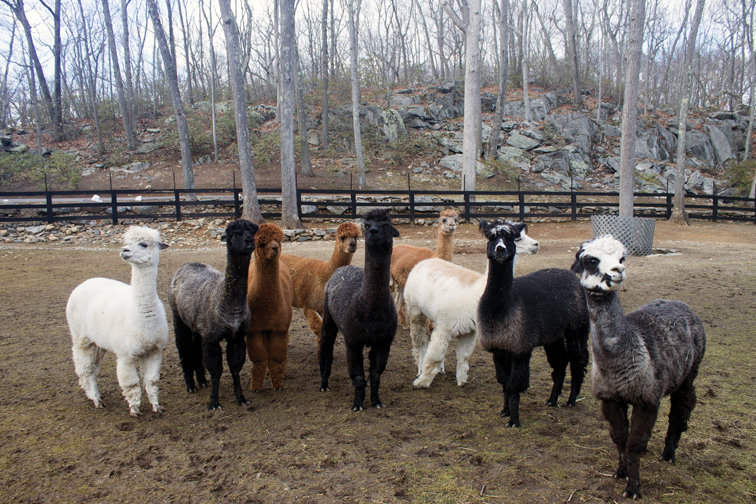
0 151 80 189
724 159 755 195
483 157 519 181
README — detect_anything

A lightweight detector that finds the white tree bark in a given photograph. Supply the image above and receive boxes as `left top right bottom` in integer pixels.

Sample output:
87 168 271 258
671 0 705 224
219 0 264 223
147 0 196 199
564 0 582 107
346 0 367 189
485 0 510 160
461 0 482 192
102 0 137 150
618 0 646 219
280 0 303 228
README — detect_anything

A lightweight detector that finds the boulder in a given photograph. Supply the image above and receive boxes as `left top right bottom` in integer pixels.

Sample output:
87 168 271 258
706 124 734 163
686 130 714 162
439 154 485 175
547 112 597 154
532 151 568 174
506 132 540 150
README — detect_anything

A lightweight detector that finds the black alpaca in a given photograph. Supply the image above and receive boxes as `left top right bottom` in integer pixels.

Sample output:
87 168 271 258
319 209 400 411
572 235 706 499
476 220 590 427
169 219 259 410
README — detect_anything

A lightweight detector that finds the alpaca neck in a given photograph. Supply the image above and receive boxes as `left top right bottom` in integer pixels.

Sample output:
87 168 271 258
362 244 392 297
252 252 284 301
223 252 251 306
327 244 353 273
480 257 515 311
434 229 455 262
585 291 643 356
130 263 160 316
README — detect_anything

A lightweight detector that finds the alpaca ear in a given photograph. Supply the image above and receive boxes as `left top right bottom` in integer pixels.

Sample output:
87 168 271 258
220 233 227 242
570 248 584 274
390 225 400 238
160 242 169 250
514 222 528 234
478 220 489 235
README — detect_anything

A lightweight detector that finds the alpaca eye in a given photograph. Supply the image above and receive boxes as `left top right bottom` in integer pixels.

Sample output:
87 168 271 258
139 242 148 248
514 237 522 242
620 257 626 264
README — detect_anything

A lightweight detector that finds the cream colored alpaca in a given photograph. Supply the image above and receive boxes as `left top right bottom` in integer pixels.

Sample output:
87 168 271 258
390 209 459 328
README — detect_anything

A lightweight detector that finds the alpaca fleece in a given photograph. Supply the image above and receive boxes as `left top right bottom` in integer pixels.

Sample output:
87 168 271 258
67 225 169 417
572 236 706 499
476 220 589 428
170 219 258 410
247 223 294 391
390 209 458 328
320 209 400 411
281 222 361 352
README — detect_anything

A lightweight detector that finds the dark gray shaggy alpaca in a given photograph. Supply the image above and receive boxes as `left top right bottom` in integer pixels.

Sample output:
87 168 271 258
476 220 590 428
169 219 259 410
319 209 400 411
572 235 706 500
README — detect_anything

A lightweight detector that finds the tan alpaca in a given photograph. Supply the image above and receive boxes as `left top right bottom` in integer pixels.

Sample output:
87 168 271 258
280 222 361 354
390 209 459 328
246 224 294 391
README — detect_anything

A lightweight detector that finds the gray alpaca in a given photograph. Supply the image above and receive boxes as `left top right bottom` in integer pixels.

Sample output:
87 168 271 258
572 235 706 500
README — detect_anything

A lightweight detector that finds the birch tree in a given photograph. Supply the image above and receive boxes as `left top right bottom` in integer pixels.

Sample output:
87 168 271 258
564 0 582 107
321 0 330 149
146 0 196 198
618 0 646 219
102 0 137 150
219 0 265 223
280 0 303 228
670 0 705 224
485 0 509 160
346 0 367 189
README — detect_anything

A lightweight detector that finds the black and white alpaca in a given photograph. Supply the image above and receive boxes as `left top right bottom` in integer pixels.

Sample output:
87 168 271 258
169 219 259 410
319 209 400 411
476 220 590 427
572 235 706 500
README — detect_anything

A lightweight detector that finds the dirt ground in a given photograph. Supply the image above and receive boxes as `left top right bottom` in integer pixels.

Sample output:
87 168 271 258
1 220 755 504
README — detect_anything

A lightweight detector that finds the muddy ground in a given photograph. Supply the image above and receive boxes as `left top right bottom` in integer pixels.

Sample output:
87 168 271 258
1 220 755 503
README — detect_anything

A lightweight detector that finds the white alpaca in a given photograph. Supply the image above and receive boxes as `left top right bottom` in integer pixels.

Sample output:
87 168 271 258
404 223 540 388
66 226 169 417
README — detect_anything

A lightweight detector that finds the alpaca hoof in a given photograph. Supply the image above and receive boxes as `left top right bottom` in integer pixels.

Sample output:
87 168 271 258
352 405 364 412
622 485 642 500
129 407 142 417
320 387 330 392
413 377 431 388
93 400 106 409
208 404 222 411
505 420 520 428
239 400 251 406
566 399 578 407
373 403 386 409
659 450 676 463
152 404 165 414
499 408 510 417
546 398 558 407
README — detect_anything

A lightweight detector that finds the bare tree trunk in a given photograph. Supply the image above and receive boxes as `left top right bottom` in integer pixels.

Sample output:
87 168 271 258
120 0 137 135
176 0 195 105
77 0 105 155
294 43 313 177
219 0 264 223
346 0 367 189
618 0 646 219
201 0 219 161
413 0 438 80
0 19 16 130
26 51 42 152
532 3 558 78
146 0 197 199
321 0 330 149
522 0 531 124
671 0 705 225
485 0 509 160
280 0 303 228
102 0 137 150
564 0 582 107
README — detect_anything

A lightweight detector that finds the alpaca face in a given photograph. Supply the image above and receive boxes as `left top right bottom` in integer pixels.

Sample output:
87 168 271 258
338 234 358 254
258 238 282 260
439 212 458 234
363 210 400 249
572 235 627 293
222 220 258 256
120 226 168 266
479 220 535 262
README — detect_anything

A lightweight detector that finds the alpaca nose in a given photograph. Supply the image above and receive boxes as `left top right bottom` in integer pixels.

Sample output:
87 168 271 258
369 227 378 234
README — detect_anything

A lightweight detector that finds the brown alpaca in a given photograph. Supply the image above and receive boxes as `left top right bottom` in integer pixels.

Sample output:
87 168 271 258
390 209 459 328
246 223 294 391
280 222 361 352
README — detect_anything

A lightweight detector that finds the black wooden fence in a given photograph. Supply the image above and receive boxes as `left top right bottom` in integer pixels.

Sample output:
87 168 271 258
1 186 755 225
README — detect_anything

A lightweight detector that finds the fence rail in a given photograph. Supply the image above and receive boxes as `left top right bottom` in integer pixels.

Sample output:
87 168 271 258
1 186 755 225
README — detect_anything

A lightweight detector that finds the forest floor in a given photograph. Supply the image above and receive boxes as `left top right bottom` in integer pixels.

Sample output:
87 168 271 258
1 219 755 503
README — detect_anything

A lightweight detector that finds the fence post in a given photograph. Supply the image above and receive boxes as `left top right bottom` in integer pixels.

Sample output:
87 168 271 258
571 192 577 220
463 192 470 221
111 191 119 225
233 188 241 218
351 190 357 218
712 183 718 222
409 192 415 223
296 187 302 219
45 190 53 224
174 190 182 221
519 192 525 221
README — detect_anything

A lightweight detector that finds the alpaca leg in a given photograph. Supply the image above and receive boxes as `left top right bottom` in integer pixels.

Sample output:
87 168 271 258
267 331 290 390
368 342 391 408
115 356 142 417
141 348 164 413
393 285 409 329
303 308 324 357
504 354 532 428
247 331 269 392
227 331 249 406
623 404 659 499
601 400 630 480
319 303 338 392
544 340 569 407
408 309 429 377
454 331 477 387
492 351 513 417
72 340 106 408
192 331 208 388
413 326 450 388
565 333 589 406
661 376 697 463
203 340 224 410
174 313 204 392
346 343 367 411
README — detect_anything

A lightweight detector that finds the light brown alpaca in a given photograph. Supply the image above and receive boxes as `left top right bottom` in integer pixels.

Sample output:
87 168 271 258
246 223 294 391
280 222 361 353
390 209 459 328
